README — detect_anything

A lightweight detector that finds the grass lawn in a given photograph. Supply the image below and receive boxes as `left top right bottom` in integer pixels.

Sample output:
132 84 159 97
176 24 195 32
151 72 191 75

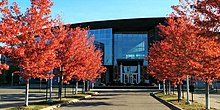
8 92 96 110
155 92 216 110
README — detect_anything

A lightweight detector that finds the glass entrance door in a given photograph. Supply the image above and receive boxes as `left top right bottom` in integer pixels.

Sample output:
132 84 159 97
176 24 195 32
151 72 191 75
123 73 138 84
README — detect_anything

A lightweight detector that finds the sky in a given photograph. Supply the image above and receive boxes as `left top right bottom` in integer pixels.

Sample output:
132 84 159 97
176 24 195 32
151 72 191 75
7 0 179 24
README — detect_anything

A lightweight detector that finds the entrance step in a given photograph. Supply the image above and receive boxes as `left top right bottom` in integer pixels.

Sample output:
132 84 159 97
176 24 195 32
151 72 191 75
94 86 158 89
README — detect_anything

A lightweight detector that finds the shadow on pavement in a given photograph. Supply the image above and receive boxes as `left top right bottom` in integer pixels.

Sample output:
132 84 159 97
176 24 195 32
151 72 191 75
0 102 24 109
0 94 46 101
66 101 113 107
0 93 48 109
86 97 111 101
97 93 120 97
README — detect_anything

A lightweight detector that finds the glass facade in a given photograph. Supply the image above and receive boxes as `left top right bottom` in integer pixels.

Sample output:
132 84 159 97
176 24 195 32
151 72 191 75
114 34 148 66
89 28 113 65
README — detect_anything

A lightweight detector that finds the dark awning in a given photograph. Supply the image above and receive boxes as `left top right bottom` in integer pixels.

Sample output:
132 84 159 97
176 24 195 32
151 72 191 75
117 59 144 66
70 17 165 33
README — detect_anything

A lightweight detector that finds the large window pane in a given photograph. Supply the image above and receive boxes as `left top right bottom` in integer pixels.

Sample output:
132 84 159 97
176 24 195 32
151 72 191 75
114 34 148 65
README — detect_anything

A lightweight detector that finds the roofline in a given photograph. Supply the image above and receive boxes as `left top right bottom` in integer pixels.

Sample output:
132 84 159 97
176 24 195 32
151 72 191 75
69 17 166 32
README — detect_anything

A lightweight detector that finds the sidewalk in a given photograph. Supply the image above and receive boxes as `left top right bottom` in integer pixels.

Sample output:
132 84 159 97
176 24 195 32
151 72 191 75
0 88 83 110
174 91 220 110
191 92 220 110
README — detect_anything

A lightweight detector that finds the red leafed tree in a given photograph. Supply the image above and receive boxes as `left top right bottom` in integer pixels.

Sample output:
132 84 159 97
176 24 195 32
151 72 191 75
0 64 9 74
172 0 220 38
73 36 106 93
148 16 196 86
56 26 106 96
187 37 220 84
77 36 106 82
171 0 220 109
0 0 64 106
148 40 186 85
149 14 220 108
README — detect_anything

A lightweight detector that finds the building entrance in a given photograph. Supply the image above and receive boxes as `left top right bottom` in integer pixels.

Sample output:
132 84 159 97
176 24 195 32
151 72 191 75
118 59 143 84
121 66 139 84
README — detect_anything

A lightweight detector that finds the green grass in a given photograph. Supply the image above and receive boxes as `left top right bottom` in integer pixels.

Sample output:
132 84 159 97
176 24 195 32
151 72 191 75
155 92 216 110
8 92 96 110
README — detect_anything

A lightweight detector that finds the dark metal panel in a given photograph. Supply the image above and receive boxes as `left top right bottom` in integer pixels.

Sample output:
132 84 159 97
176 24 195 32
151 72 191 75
69 17 165 32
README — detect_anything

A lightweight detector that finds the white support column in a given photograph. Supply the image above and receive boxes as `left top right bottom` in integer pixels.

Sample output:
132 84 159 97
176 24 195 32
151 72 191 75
131 74 133 84
138 62 141 83
136 74 138 84
123 74 126 84
120 63 123 83
127 74 130 83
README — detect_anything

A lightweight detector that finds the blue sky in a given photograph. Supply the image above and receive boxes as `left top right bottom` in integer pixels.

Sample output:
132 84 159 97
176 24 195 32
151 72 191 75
8 0 179 24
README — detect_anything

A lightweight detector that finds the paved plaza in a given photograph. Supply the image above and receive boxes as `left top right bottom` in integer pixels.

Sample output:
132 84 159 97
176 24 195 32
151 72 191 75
0 87 69 110
57 90 170 110
1 87 220 110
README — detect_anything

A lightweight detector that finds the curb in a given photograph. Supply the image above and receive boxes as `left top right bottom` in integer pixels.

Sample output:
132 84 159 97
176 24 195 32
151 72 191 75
40 93 96 110
150 92 183 110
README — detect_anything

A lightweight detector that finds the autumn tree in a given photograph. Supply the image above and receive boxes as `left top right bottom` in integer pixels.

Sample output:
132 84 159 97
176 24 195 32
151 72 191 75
148 17 196 100
76 37 106 93
149 13 220 108
55 26 106 97
171 0 220 109
172 0 219 38
186 36 220 109
0 0 64 106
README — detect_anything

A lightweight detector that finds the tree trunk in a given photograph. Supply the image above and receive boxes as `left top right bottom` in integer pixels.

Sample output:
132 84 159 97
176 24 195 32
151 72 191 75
163 80 166 95
85 80 88 92
168 81 171 94
39 79 42 92
75 81 78 94
58 75 63 101
185 75 191 104
206 82 210 109
59 67 63 101
65 84 67 97
48 77 53 103
87 81 90 91
82 80 85 94
178 84 181 102
46 80 48 101
158 83 161 90
24 79 29 106
179 84 182 100
182 84 184 99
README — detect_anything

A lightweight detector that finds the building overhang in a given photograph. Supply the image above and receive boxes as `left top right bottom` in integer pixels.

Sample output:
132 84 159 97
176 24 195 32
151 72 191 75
117 59 144 66
70 17 166 33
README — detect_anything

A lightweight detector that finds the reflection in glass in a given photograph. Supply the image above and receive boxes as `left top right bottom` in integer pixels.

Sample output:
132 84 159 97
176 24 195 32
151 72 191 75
114 34 148 65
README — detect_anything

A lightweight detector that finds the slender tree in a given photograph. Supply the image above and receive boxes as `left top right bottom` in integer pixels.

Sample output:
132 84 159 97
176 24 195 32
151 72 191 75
0 0 64 106
171 0 220 109
55 26 106 96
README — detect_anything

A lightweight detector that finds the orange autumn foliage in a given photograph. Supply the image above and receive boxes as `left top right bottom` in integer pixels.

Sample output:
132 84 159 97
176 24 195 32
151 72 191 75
148 15 220 85
56 26 106 84
0 0 64 79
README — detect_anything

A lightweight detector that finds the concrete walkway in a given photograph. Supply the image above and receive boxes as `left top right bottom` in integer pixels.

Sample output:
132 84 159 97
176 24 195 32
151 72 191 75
57 91 170 110
171 90 220 110
0 88 82 110
187 92 220 110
